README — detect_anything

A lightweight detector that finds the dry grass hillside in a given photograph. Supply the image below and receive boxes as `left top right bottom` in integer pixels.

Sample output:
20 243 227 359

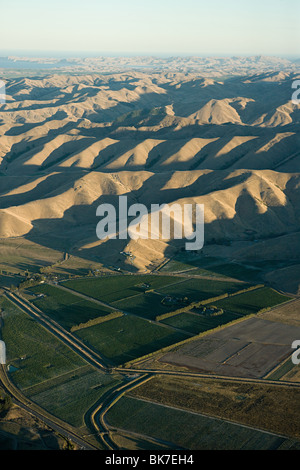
0 67 299 288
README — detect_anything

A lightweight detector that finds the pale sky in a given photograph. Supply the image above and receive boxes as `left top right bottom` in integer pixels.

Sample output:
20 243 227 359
1 0 299 57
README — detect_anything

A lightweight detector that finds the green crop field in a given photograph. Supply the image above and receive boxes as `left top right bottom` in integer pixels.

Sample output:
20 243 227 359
160 259 261 281
62 274 184 304
0 297 86 389
202 263 262 282
59 274 250 323
174 255 221 268
129 375 300 444
210 287 291 315
74 314 188 365
26 367 121 427
159 260 197 273
166 255 263 282
157 278 245 302
161 311 239 335
111 292 177 320
106 396 297 450
29 284 112 330
183 268 229 278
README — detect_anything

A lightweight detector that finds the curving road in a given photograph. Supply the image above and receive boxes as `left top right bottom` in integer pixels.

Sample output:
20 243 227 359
0 364 97 450
2 287 300 451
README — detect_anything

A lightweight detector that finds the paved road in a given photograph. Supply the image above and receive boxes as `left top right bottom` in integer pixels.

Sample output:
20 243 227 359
3 286 300 451
5 290 112 371
90 373 153 450
0 364 97 450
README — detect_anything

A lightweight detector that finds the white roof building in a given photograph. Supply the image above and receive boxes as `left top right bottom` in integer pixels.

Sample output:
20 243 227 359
0 340 6 365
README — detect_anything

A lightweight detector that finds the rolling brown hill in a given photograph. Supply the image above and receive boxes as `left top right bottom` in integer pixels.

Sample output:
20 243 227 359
0 69 299 288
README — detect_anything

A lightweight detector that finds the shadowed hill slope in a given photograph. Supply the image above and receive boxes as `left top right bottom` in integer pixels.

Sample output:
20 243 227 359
0 70 299 282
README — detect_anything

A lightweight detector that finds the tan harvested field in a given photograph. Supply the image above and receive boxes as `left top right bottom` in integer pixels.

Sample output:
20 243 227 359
129 375 300 441
0 238 63 274
160 317 300 378
0 237 109 280
259 298 300 327
265 265 300 296
280 367 300 383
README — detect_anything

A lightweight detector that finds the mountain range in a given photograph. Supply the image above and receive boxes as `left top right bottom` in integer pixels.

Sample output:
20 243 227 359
0 60 299 291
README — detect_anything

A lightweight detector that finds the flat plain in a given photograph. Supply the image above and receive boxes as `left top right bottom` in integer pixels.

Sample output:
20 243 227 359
106 395 300 450
160 316 300 378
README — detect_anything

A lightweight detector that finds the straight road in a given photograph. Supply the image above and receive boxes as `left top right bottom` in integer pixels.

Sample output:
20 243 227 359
5 290 112 371
2 285 300 450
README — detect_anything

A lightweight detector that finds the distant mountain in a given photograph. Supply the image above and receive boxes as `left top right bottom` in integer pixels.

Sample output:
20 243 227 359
0 55 299 76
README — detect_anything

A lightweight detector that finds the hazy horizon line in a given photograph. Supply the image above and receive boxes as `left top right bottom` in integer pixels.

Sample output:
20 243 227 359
0 50 299 60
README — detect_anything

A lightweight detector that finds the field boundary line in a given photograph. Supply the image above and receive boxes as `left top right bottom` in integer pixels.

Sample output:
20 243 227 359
125 394 298 442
